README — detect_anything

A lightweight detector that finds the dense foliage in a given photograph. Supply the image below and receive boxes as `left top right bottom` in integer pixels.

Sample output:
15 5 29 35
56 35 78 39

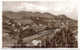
3 11 77 48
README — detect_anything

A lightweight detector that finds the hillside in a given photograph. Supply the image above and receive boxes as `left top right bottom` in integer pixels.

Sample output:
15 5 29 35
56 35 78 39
3 11 77 48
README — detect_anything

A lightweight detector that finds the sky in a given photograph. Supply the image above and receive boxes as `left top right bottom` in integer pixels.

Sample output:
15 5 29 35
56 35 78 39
3 0 77 20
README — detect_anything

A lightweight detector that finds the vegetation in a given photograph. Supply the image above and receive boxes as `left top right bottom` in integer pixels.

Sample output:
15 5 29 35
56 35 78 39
3 11 77 48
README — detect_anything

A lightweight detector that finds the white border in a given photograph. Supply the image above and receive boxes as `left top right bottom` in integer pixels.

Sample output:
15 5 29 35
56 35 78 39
0 0 2 48
0 0 80 49
77 0 80 48
3 0 48 1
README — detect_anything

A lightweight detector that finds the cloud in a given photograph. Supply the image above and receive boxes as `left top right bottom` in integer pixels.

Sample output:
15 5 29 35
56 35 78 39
23 3 48 12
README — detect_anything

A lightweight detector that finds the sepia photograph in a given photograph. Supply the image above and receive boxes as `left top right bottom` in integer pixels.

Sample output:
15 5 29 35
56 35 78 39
2 1 78 48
